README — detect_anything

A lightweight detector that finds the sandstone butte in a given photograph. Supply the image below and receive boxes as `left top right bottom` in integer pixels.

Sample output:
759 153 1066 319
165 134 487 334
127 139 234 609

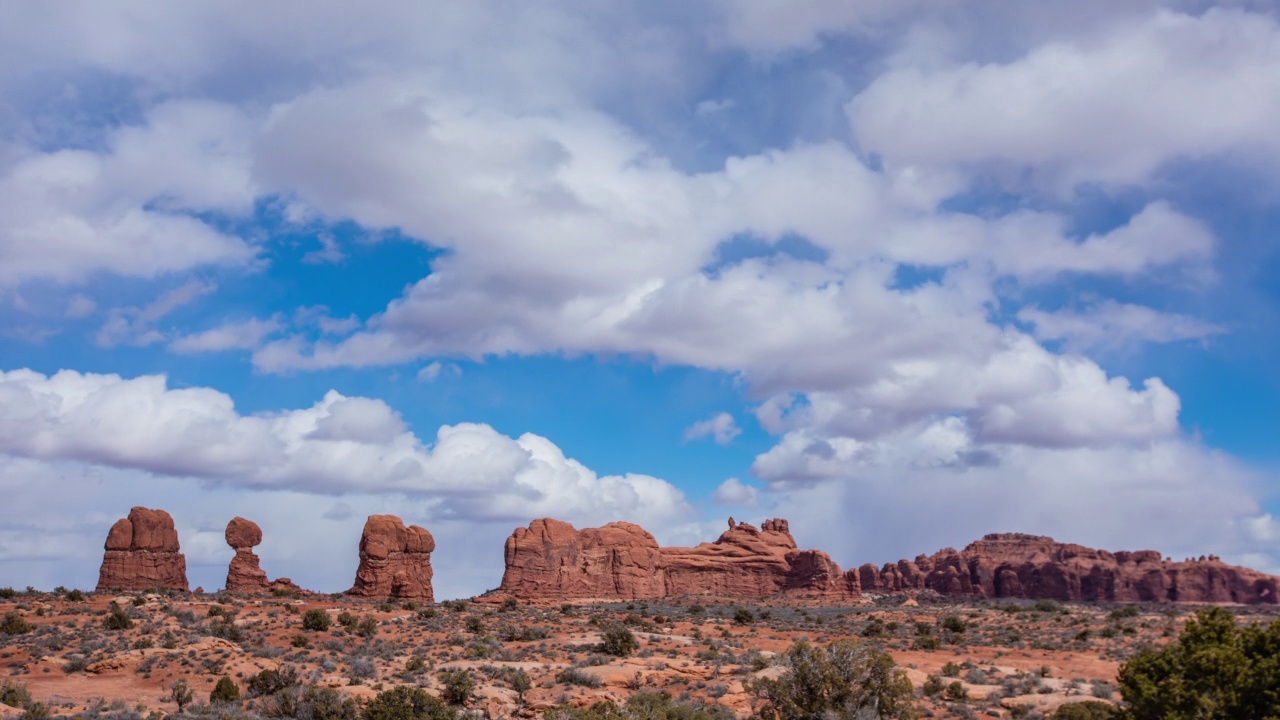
496 517 860 601
348 514 436 601
859 532 1280 605
96 507 188 592
223 516 305 595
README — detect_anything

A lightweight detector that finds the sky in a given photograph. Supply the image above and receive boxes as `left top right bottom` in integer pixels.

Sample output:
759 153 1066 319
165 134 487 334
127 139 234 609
2 1 1280 600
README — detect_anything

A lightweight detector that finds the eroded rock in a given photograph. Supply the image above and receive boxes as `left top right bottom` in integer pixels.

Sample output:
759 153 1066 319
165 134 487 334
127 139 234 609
348 515 435 600
96 507 188 592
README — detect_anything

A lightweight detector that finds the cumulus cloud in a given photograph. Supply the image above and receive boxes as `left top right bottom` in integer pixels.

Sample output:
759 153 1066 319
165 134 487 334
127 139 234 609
849 8 1280 189
0 368 692 528
684 412 742 445
711 477 760 508
0 100 257 288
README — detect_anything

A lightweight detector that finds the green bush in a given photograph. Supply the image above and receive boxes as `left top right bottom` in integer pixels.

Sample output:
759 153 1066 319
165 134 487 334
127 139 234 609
210 675 241 704
168 679 194 712
600 624 639 657
1050 701 1119 720
101 602 133 630
363 685 458 720
64 589 85 602
733 607 755 625
556 668 603 688
750 640 919 720
0 588 15 599
302 608 333 631
1119 606 1280 719
547 692 734 720
1 611 31 636
268 684 360 720
0 679 32 708
439 669 475 705
247 666 300 698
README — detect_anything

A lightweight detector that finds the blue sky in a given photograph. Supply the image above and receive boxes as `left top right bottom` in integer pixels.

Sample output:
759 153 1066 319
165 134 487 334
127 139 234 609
2 1 1280 598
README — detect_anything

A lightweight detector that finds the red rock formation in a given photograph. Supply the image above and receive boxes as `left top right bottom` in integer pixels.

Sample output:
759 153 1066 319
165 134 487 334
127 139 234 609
866 533 1279 605
502 518 666 599
225 517 269 593
97 507 188 592
348 515 435 600
496 517 859 601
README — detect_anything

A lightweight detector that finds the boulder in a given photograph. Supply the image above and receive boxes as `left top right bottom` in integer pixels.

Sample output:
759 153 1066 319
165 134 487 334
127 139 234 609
348 515 435 600
96 507 188 592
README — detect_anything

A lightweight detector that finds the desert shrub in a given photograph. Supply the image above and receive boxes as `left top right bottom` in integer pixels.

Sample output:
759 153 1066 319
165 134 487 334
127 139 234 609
914 636 941 650
208 619 246 643
363 686 458 720
600 624 639 657
733 607 755 625
1108 605 1140 621
507 669 532 702
939 615 967 634
355 615 378 638
556 668 603 688
861 617 886 638
922 675 945 696
560 603 575 615
464 616 485 635
547 692 734 720
441 600 468 613
0 588 15 599
102 602 134 631
248 666 300 698
292 634 309 648
943 680 968 701
499 597 519 612
347 658 376 684
302 609 333 632
64 589 85 602
941 661 962 677
1034 599 1065 613
1119 606 1280 719
168 679 194 712
687 604 705 615
750 640 918 720
210 676 241 704
439 669 475 705
1049 701 1119 720
337 611 358 629
1 611 31 635
0 679 32 708
498 625 549 642
264 684 359 720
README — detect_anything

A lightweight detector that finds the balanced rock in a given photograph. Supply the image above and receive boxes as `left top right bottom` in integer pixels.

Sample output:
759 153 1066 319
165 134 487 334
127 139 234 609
496 517 858 601
348 515 435 600
866 533 1279 604
224 517 269 593
97 507 188 592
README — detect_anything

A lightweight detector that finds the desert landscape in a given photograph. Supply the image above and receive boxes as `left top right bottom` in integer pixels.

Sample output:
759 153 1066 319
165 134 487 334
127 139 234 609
2 508 1278 720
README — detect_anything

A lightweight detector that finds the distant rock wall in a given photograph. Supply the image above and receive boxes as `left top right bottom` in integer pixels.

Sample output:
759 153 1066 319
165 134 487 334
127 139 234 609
348 515 435 600
497 517 860 601
97 507 188 592
860 533 1279 605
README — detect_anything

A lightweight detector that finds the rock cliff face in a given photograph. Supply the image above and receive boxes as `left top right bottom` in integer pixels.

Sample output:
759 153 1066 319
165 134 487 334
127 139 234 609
224 517 269 593
97 507 188 592
497 517 859 601
348 515 435 600
860 533 1279 605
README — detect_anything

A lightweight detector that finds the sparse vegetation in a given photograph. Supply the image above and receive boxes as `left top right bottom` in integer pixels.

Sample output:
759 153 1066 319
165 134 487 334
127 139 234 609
302 608 333 631
750 640 919 720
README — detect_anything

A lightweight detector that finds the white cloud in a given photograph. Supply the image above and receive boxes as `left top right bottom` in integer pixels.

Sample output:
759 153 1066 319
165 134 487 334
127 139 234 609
683 412 741 445
169 316 282 354
1019 300 1226 352
417 361 461 382
0 100 257 288
711 477 760 508
96 280 217 348
0 367 692 526
849 8 1280 190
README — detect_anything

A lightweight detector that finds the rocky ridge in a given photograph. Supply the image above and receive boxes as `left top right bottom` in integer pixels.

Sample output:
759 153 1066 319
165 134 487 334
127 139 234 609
96 507 188 592
860 533 1279 605
497 517 859 601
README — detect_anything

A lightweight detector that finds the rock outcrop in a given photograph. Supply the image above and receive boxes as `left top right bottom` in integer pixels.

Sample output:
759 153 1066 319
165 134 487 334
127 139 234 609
861 533 1279 605
224 517 269 593
97 507 188 592
496 517 859 601
348 515 435 600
